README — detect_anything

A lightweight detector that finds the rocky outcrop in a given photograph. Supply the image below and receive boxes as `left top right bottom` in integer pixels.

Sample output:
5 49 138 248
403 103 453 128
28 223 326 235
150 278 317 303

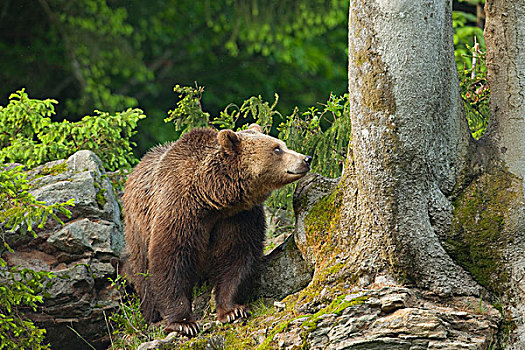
261 174 502 350
133 284 501 350
273 286 500 350
2 151 123 349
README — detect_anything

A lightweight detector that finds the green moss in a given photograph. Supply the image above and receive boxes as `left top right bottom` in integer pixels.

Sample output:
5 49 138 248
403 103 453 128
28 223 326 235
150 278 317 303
40 161 68 176
304 187 343 256
93 180 107 209
256 319 292 349
446 168 520 295
314 261 346 285
176 337 209 350
301 294 369 336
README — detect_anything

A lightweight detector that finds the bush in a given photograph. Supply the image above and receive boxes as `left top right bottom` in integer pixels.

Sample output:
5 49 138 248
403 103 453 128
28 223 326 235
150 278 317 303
0 89 145 171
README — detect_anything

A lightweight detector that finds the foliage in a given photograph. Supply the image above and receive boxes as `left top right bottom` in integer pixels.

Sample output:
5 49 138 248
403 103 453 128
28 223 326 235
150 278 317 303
459 44 489 139
453 0 485 69
0 261 54 350
0 89 145 171
0 0 349 154
166 84 351 222
277 93 350 178
1 1 486 154
0 0 150 116
0 88 143 348
106 273 165 349
164 85 211 132
207 0 347 61
0 165 73 350
0 166 74 235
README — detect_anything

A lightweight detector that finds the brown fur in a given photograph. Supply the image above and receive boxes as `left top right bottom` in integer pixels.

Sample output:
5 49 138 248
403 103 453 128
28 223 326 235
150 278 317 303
122 125 310 335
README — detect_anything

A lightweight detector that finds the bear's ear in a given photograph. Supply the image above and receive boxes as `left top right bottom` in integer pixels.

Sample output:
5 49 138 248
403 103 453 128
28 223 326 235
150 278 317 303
248 123 263 133
218 129 240 153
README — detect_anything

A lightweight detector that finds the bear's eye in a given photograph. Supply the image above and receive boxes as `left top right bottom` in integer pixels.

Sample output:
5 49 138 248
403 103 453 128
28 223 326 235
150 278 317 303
273 146 282 155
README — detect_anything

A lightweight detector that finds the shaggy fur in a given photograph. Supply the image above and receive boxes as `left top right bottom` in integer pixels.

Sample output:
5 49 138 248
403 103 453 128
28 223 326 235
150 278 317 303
122 124 310 336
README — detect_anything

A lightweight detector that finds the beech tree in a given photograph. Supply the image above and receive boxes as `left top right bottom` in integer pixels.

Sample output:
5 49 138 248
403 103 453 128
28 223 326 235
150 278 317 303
333 0 524 347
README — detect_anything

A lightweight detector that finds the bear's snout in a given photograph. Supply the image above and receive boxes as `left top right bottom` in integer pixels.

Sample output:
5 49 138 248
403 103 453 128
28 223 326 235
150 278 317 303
285 152 311 176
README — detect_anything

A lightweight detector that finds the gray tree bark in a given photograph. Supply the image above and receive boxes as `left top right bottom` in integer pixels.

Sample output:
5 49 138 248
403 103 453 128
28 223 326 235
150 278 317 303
484 1 525 348
345 0 478 294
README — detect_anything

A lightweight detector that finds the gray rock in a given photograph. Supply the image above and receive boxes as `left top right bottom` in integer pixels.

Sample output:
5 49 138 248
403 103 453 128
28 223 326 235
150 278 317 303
380 293 409 313
259 233 313 300
137 332 181 350
47 218 118 254
327 338 413 350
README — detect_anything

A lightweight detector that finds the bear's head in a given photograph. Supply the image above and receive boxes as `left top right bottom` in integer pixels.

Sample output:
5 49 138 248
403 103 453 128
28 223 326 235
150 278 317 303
217 124 312 192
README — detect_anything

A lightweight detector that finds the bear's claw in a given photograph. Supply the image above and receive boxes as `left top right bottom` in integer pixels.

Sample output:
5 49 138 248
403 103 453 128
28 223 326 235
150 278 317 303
219 306 251 323
165 321 199 337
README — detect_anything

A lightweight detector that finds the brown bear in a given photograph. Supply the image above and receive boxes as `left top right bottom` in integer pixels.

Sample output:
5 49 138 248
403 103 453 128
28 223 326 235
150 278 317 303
122 124 311 336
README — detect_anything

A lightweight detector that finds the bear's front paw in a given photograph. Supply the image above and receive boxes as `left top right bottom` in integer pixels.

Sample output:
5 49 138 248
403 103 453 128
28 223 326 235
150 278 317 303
164 320 199 337
218 306 251 323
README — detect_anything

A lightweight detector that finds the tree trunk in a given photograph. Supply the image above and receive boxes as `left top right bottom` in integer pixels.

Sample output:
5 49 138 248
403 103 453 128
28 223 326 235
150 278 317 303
345 0 478 293
332 0 525 347
484 1 525 347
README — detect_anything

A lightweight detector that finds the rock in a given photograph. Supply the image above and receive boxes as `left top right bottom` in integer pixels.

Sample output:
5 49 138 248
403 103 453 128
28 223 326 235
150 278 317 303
274 301 286 309
255 174 341 301
137 332 181 350
1 150 123 349
254 329 267 344
47 218 119 254
259 233 313 300
274 327 302 349
205 335 226 349
293 173 339 265
379 293 409 313
371 308 448 339
266 287 499 350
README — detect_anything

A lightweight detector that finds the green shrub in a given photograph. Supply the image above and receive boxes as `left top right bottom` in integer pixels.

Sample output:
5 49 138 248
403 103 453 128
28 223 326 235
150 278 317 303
452 0 485 70
0 89 145 171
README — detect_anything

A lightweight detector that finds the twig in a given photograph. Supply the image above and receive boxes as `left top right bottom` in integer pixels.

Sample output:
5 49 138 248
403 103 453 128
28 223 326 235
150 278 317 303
471 37 479 80
67 326 97 350
103 310 114 348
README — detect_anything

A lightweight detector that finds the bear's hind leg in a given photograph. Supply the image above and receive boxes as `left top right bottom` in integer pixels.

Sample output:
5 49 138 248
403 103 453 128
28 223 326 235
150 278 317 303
121 228 161 323
148 219 204 336
210 206 265 323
